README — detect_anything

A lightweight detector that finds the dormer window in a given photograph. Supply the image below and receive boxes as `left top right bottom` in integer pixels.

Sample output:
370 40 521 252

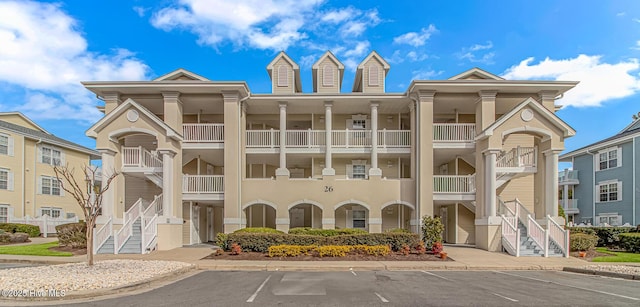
368 65 379 86
322 65 334 87
277 65 288 87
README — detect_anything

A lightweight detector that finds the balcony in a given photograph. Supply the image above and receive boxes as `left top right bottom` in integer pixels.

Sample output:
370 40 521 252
246 129 410 154
183 124 224 149
560 199 579 214
433 174 476 201
433 123 475 148
182 175 224 201
122 146 162 169
559 170 579 185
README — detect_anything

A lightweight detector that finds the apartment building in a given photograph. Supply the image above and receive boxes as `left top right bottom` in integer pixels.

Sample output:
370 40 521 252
85 51 576 256
559 115 640 227
0 112 100 225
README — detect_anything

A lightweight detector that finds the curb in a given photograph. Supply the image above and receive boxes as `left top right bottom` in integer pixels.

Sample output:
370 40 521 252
563 267 640 280
0 258 83 265
0 264 197 302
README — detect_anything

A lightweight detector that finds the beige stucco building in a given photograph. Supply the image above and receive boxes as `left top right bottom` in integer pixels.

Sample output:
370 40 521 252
86 51 576 256
0 112 100 226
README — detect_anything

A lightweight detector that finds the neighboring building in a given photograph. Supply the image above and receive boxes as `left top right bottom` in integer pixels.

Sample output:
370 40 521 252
559 115 640 227
85 51 576 256
0 112 100 224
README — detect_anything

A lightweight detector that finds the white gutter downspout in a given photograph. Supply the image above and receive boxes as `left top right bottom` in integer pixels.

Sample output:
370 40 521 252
586 148 596 225
33 138 42 217
633 138 636 225
21 137 25 217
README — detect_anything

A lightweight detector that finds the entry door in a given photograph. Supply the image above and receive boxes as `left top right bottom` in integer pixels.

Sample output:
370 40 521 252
290 208 305 228
191 205 200 244
207 207 214 242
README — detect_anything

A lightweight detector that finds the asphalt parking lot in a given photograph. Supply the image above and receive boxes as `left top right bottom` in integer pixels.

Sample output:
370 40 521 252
45 270 640 306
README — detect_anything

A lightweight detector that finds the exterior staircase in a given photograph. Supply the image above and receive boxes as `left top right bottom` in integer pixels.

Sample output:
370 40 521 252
119 219 142 254
97 236 114 254
516 221 564 257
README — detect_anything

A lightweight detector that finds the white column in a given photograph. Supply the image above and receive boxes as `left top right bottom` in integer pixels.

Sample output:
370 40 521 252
369 102 381 176
485 150 499 217
159 150 176 217
276 102 289 176
322 102 335 176
98 149 116 217
563 182 569 213
545 150 560 217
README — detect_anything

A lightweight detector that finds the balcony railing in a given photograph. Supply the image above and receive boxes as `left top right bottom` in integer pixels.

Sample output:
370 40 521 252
559 170 579 183
122 146 162 168
246 129 410 149
433 174 476 193
182 175 224 193
183 123 224 142
560 199 579 214
433 123 476 142
496 146 537 168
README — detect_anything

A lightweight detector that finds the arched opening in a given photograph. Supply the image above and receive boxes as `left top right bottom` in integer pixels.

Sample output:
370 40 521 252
289 203 322 229
117 132 163 213
244 204 276 228
381 203 414 232
335 202 369 231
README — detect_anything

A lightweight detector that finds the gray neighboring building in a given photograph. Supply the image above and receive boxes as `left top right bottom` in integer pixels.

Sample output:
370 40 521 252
559 115 640 226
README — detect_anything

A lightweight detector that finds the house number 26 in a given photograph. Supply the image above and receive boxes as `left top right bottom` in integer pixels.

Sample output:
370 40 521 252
324 186 334 192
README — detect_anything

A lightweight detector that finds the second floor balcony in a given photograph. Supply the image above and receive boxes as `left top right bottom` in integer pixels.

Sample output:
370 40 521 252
183 123 224 149
433 123 476 148
182 174 224 201
560 199 579 214
559 169 579 185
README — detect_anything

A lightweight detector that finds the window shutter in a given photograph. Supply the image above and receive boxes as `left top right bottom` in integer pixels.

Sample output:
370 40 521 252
7 171 13 191
38 145 43 163
277 65 288 87
322 65 333 87
346 164 353 179
7 137 13 156
617 147 622 167
368 65 379 86
37 177 42 194
346 209 353 228
365 164 371 179
7 206 14 220
59 179 64 196
618 182 622 202
346 119 353 129
60 151 66 166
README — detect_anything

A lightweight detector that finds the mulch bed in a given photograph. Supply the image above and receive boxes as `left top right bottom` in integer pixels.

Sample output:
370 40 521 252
203 251 451 261
569 249 613 261
49 246 87 255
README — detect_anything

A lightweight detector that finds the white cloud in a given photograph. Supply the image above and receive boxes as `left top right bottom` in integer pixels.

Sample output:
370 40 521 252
133 6 148 17
0 1 149 122
457 41 495 64
388 50 428 64
502 55 640 107
616 12 626 17
633 40 640 50
321 7 356 24
393 25 437 47
412 69 443 80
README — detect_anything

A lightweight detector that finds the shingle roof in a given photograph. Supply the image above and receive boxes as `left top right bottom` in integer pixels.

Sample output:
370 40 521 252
560 126 640 159
0 120 100 158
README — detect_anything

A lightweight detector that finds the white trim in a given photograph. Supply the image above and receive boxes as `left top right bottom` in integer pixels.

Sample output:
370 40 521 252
153 68 209 81
560 131 640 160
380 200 415 211
242 200 278 211
287 199 324 211
334 199 371 211
595 180 622 203
448 68 504 80
0 112 50 133
595 146 621 172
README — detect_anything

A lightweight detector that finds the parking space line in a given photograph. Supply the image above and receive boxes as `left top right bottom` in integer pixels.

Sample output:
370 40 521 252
374 292 389 303
493 271 640 301
492 292 518 302
351 271 357 276
246 275 271 303
421 271 451 281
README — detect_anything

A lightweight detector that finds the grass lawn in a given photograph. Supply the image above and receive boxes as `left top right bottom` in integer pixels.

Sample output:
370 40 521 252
592 247 640 262
0 241 72 257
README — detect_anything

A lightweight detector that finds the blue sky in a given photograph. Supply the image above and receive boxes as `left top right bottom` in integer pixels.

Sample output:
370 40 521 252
1 0 640 165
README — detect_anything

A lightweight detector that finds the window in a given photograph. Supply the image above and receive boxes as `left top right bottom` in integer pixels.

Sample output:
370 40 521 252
353 210 366 228
40 207 62 218
597 147 621 171
597 181 621 202
597 214 621 226
0 168 12 190
352 119 366 130
0 205 8 223
0 135 8 155
277 65 288 87
40 176 62 196
352 164 366 179
322 65 334 87
41 146 62 166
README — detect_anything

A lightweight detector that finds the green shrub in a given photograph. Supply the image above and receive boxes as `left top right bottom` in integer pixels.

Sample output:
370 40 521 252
288 228 367 236
233 227 284 234
0 232 30 244
226 232 419 253
384 228 411 233
0 223 40 237
570 233 598 252
421 215 444 249
216 233 228 250
619 233 640 253
316 245 352 257
568 227 636 247
55 222 86 248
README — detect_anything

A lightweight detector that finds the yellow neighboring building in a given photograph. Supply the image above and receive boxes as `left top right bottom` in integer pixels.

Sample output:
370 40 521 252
85 51 576 257
0 112 100 226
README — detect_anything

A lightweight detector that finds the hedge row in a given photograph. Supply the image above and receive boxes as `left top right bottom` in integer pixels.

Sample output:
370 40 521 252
267 245 392 257
569 233 598 252
55 222 86 248
288 227 368 236
0 232 29 244
225 232 419 253
568 227 637 248
233 227 284 234
0 223 40 237
619 233 640 253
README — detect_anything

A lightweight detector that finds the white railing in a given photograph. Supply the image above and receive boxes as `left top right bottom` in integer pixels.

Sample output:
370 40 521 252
182 175 224 193
183 123 224 142
377 129 411 147
558 169 579 182
141 214 158 254
144 194 162 217
433 174 476 193
433 123 476 141
114 199 143 254
122 146 162 168
501 215 520 257
10 215 79 238
246 129 280 148
332 129 371 148
496 146 537 168
286 130 325 148
527 214 548 257
547 215 569 258
93 217 112 254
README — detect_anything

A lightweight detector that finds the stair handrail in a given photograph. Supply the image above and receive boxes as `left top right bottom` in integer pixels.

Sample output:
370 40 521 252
93 217 113 254
500 214 520 257
547 215 570 258
115 198 143 254
142 214 158 254
144 194 162 217
527 214 548 257
498 198 516 217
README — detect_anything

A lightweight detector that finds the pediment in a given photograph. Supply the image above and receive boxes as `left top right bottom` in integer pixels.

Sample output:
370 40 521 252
154 68 209 81
448 68 503 80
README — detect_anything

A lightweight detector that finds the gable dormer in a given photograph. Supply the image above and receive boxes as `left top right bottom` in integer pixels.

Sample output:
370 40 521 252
448 68 504 80
267 51 302 94
352 51 390 93
312 51 344 93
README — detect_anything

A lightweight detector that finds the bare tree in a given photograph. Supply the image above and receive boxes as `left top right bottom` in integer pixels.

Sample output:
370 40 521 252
53 164 118 266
